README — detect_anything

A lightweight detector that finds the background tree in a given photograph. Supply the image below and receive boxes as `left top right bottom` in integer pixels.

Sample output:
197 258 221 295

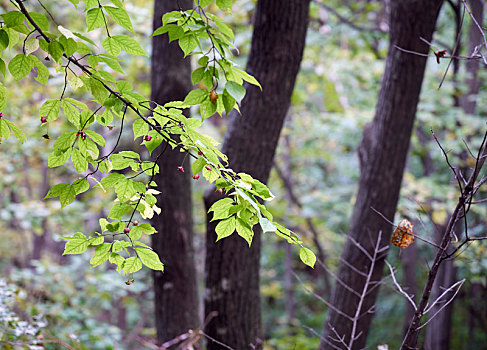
320 0 444 348
203 0 311 348
150 0 199 344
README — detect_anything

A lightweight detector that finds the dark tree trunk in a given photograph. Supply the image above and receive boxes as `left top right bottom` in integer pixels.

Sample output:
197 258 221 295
320 1 444 349
203 1 310 349
150 0 199 344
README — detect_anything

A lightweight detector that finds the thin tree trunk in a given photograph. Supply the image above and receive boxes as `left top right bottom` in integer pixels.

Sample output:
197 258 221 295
320 1 444 349
203 1 310 349
150 0 199 344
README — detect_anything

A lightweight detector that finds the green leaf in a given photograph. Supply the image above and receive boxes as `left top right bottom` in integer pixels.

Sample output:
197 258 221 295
236 217 253 246
215 21 234 42
86 7 105 31
299 247 316 268
2 11 25 27
234 68 261 89
0 58 5 77
178 34 198 57
89 235 104 246
144 130 163 155
85 130 105 146
48 41 64 63
0 119 8 140
225 81 246 103
215 216 236 241
184 89 208 105
28 55 49 85
102 36 122 56
40 99 61 122
97 108 113 126
208 198 234 213
62 99 81 127
0 30 9 52
191 157 206 176
71 148 88 172
191 67 205 85
101 172 125 188
90 243 111 267
135 248 164 271
0 82 6 110
122 257 142 274
48 148 71 168
133 118 149 139
53 131 77 150
30 12 49 32
108 203 132 220
45 183 69 199
63 236 89 255
222 88 235 114
113 35 148 56
8 54 31 80
3 119 26 143
103 6 134 33
216 0 233 10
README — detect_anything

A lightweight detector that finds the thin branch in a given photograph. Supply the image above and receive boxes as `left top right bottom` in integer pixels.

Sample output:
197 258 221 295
385 260 417 311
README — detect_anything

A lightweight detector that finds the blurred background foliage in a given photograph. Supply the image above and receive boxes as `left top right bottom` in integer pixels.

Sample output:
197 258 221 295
0 0 486 349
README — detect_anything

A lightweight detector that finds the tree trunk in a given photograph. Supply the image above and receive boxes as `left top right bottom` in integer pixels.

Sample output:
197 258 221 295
150 0 199 344
320 1 444 349
203 1 310 349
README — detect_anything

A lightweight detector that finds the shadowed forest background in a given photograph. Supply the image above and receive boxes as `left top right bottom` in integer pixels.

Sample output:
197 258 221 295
1 0 487 349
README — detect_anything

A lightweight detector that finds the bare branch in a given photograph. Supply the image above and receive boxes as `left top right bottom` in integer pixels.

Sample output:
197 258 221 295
386 261 417 311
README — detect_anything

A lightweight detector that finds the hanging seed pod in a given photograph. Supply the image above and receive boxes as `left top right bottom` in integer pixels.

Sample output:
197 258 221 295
391 219 414 248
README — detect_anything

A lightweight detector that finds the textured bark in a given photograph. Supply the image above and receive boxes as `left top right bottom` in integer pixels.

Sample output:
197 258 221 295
320 1 444 349
203 1 310 349
150 0 199 344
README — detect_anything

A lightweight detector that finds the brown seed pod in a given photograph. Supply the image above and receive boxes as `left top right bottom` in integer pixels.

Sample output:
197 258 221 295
391 219 414 248
210 89 218 105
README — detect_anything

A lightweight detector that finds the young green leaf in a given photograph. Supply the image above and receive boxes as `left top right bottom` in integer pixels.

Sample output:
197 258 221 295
113 35 148 56
135 247 164 271
122 256 142 274
8 54 31 80
215 216 236 241
299 247 316 268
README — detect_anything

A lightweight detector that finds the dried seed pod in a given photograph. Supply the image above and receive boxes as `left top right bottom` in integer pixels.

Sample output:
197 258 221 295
210 89 218 105
391 219 414 248
434 49 447 64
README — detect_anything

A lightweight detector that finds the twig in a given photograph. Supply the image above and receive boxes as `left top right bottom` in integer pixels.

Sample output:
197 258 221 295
386 260 417 311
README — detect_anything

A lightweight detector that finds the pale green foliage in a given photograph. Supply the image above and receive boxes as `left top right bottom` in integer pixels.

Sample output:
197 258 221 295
0 0 316 274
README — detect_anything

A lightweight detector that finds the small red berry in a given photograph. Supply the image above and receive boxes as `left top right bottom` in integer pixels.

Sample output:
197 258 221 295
198 150 203 156
205 166 211 171
133 220 139 226
193 174 200 180
144 135 152 142
177 166 185 173
41 116 47 123
0 112 3 118
124 227 130 234
218 188 223 195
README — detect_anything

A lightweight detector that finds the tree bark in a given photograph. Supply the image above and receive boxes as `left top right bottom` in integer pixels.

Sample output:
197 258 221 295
320 1 444 349
203 1 310 349
150 0 199 344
